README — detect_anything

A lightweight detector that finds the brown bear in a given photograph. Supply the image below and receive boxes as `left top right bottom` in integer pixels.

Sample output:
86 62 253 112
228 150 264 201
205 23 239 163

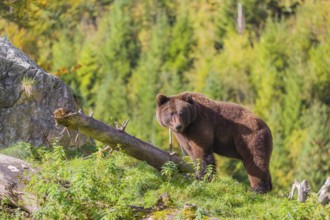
156 92 273 193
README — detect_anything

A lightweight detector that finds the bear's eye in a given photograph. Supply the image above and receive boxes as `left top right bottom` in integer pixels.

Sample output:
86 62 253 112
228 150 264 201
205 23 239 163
179 111 183 116
170 112 175 116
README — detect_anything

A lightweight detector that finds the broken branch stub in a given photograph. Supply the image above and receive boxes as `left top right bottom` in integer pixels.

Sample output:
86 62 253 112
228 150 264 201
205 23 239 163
317 176 330 205
53 108 192 173
288 179 310 202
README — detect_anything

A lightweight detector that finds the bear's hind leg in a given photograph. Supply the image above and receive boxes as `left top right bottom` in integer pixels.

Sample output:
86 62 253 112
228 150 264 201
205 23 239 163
235 133 272 193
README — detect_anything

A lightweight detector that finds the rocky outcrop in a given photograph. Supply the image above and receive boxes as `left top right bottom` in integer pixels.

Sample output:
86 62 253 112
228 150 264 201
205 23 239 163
0 37 93 148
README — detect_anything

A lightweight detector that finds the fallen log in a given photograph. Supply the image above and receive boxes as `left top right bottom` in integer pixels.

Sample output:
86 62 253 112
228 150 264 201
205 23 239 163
0 154 39 213
53 108 192 173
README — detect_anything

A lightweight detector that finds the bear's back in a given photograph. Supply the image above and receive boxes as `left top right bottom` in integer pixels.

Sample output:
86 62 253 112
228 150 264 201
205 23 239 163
187 92 267 132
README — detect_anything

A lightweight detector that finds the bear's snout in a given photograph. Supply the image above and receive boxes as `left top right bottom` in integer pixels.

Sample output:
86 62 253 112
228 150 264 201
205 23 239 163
170 114 185 132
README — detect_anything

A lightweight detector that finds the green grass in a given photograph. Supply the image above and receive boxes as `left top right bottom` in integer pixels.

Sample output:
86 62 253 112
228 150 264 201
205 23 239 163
0 144 329 219
0 142 32 160
0 141 98 160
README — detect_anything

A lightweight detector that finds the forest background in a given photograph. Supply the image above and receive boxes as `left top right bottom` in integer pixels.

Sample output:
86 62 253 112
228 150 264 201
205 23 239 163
0 0 329 191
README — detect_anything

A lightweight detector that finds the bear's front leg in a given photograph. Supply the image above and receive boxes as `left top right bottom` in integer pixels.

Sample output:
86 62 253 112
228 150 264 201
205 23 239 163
189 141 216 181
174 125 216 180
199 150 216 181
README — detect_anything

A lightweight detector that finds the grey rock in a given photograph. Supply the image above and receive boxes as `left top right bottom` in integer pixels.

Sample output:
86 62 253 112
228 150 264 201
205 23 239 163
0 153 39 213
0 37 93 148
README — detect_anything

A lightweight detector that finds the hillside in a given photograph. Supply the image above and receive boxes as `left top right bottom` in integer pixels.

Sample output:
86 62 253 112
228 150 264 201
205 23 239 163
0 144 329 219
1 0 329 191
0 1 330 219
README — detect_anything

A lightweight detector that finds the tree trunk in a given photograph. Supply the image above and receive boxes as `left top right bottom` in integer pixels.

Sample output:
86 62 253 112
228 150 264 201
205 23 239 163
0 154 39 213
53 108 192 173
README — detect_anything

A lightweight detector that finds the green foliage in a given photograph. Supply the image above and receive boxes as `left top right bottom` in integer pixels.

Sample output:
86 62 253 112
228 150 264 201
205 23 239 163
204 33 255 103
94 0 139 123
26 147 159 219
297 103 330 190
252 20 291 119
161 2 194 94
0 0 31 28
0 142 32 160
0 142 50 161
0 200 28 220
1 0 330 195
20 145 329 219
203 165 215 182
161 161 179 180
76 37 101 108
128 9 171 143
309 32 330 105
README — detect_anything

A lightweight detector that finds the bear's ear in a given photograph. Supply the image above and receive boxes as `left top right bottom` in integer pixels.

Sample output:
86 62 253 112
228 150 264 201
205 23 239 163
156 94 169 106
182 93 194 104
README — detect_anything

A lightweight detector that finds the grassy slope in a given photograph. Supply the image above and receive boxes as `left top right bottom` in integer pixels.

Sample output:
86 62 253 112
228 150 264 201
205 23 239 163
0 145 329 219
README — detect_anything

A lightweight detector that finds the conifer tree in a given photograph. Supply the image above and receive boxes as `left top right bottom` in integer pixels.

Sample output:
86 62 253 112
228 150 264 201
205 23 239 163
161 2 193 95
297 104 330 189
94 0 138 123
309 36 330 105
128 11 170 144
186 0 220 91
252 21 290 119
204 33 254 103
76 37 101 109
281 69 302 137
51 31 83 91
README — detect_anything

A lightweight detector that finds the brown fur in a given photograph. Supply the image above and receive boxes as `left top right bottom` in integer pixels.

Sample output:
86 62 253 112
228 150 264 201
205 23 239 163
156 92 273 193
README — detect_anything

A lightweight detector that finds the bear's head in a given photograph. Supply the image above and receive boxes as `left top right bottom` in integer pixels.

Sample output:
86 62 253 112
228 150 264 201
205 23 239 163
156 93 197 133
